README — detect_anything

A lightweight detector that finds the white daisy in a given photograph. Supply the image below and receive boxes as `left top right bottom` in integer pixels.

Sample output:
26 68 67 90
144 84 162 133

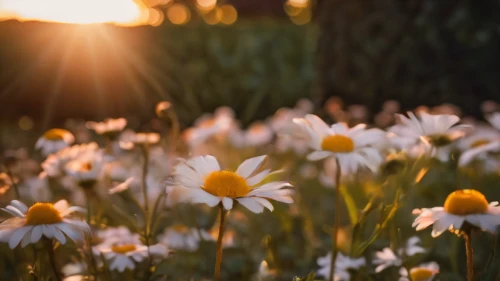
167 155 294 213
0 200 90 248
458 126 500 151
292 114 386 174
86 118 127 138
35 129 75 156
157 224 213 252
373 236 426 273
99 242 168 272
459 141 500 171
65 152 105 188
412 189 500 237
394 112 470 161
316 252 366 281
399 262 439 281
229 122 274 148
119 130 160 150
42 142 100 177
184 107 235 147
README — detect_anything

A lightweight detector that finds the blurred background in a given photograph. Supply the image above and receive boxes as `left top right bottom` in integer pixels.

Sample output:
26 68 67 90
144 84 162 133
0 0 499 128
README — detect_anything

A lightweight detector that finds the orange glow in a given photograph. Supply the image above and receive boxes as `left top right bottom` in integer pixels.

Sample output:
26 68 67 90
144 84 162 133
196 0 217 12
219 5 237 25
166 4 190 25
0 0 156 26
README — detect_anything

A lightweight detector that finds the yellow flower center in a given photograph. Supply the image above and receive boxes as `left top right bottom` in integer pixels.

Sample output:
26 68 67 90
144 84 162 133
410 268 434 281
471 139 490 148
111 244 137 254
427 134 452 147
172 224 190 233
43 129 69 141
81 162 93 171
444 189 489 215
321 135 355 153
203 170 250 198
25 203 63 225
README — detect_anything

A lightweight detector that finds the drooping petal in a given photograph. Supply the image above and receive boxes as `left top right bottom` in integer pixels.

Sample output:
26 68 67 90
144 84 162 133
236 155 267 178
236 198 264 213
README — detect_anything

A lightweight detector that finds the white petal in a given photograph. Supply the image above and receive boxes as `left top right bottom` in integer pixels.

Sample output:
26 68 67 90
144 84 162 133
31 226 43 243
53 227 67 244
21 229 33 248
253 197 274 211
42 225 55 239
222 198 233 210
307 151 332 161
304 114 331 136
236 198 264 213
10 201 28 214
2 206 25 218
53 200 69 212
9 226 32 249
56 224 82 242
236 155 267 178
246 169 271 186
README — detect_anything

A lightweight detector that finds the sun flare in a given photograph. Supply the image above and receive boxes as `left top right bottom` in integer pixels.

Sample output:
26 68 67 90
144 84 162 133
0 0 153 26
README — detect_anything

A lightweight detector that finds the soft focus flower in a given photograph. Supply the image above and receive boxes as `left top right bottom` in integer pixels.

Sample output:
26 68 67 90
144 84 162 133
0 200 89 248
65 152 105 188
168 155 294 213
42 142 100 177
158 224 213 252
293 114 386 174
459 141 500 171
35 129 75 156
184 107 235 147
458 126 500 151
229 122 274 148
86 118 127 138
413 189 500 237
487 112 500 131
119 130 160 149
372 236 426 273
316 252 366 280
100 242 168 272
399 262 439 281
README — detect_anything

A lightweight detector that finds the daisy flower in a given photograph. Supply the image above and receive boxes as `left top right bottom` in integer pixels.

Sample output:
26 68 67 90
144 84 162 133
458 126 500 151
394 112 470 161
86 118 127 138
119 130 160 150
316 252 366 281
99 241 168 272
229 122 274 148
399 262 439 281
292 114 386 174
36 129 75 156
0 200 90 248
373 236 426 273
157 224 213 252
184 107 235 147
412 189 500 237
42 142 100 177
65 153 105 188
459 141 500 171
167 155 294 213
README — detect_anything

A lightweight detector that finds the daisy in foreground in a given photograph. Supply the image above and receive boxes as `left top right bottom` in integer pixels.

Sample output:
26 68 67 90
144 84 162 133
413 189 500 281
399 262 439 281
316 252 366 281
167 154 293 281
0 200 90 248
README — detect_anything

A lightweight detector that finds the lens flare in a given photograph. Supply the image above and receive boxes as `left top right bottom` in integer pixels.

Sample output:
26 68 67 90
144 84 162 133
0 0 154 26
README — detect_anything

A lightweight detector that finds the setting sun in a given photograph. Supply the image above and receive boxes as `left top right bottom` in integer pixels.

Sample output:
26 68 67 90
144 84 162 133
0 0 153 26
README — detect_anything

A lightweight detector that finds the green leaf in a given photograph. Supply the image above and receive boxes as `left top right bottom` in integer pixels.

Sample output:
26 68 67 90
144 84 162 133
339 185 358 225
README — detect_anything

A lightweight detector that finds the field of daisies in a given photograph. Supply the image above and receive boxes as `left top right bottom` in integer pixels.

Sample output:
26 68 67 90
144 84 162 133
2 99 500 281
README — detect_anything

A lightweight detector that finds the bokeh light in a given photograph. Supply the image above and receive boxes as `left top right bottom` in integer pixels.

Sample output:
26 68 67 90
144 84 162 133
166 3 190 25
0 0 155 26
18 116 34 131
287 0 308 8
196 0 217 12
219 5 237 25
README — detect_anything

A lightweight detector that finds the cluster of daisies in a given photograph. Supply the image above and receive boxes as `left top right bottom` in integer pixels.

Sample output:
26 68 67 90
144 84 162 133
1 98 500 281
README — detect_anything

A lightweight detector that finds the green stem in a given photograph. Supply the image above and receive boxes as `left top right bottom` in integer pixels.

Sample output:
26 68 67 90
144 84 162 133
5 168 20 199
214 204 228 281
329 158 342 281
44 239 61 281
141 145 152 281
464 231 474 281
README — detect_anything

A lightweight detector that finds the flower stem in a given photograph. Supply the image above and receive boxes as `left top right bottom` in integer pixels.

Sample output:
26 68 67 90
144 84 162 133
464 230 474 281
83 189 92 225
140 144 152 281
214 204 228 281
5 167 20 199
329 158 342 281
44 239 61 281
